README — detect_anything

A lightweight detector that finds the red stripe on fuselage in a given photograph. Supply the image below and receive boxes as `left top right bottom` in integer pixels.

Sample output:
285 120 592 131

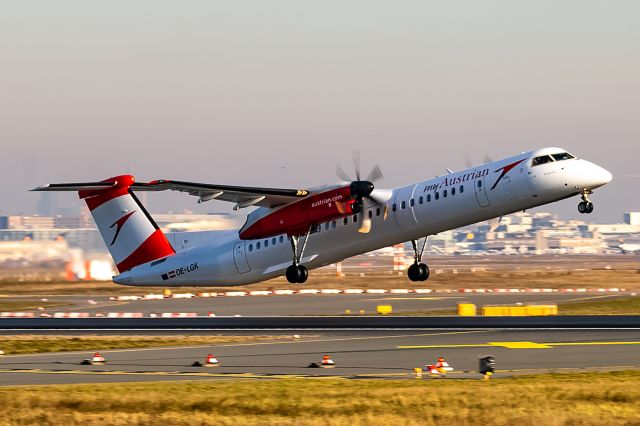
115 229 175 272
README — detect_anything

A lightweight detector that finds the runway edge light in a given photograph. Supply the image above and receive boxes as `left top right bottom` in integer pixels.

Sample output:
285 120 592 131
479 355 495 380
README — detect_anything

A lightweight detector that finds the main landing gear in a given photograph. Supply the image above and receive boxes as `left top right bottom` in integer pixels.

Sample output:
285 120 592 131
407 237 430 282
285 228 311 284
578 189 594 214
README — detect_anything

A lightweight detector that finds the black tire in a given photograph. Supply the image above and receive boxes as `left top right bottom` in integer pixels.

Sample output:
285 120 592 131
407 263 421 282
585 202 594 214
286 265 300 283
296 265 308 283
418 263 430 281
578 202 587 214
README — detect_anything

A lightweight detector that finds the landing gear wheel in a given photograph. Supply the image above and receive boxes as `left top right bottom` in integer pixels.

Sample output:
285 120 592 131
418 263 430 281
408 264 422 282
296 265 308 283
578 201 594 214
285 264 308 283
286 265 301 283
578 202 587 214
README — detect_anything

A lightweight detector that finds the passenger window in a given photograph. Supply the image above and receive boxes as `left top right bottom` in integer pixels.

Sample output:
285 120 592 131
410 199 415 207
368 210 373 218
248 244 253 252
477 180 482 188
532 155 554 166
443 189 447 198
427 194 431 202
392 204 397 212
376 207 381 216
552 152 575 161
419 196 423 204
353 215 358 223
272 237 276 245
264 240 268 248
460 185 464 193
256 242 261 249
332 221 336 229
401 201 406 209
325 223 329 231
451 187 456 196
279 235 284 243
343 217 348 225
435 192 440 200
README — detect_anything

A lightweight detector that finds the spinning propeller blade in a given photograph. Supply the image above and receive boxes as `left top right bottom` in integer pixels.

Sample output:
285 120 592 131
336 152 386 233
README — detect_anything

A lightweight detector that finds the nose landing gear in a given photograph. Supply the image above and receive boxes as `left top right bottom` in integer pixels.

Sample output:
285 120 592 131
578 190 594 214
407 237 430 282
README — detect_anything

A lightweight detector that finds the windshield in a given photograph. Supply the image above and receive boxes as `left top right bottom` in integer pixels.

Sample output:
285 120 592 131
552 152 575 161
531 155 554 166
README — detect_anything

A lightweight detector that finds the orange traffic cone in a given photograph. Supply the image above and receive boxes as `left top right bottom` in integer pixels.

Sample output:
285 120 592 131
427 356 453 376
90 352 106 365
204 353 219 367
321 354 335 368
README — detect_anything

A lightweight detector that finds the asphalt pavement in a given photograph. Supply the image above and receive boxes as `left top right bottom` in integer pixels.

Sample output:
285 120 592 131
1 329 639 385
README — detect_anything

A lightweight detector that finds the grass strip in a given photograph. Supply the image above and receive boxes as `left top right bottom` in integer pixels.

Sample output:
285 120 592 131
0 335 284 355
0 371 639 425
558 296 640 315
0 301 67 311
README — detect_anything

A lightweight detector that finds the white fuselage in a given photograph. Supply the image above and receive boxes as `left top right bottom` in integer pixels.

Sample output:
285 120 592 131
114 147 612 286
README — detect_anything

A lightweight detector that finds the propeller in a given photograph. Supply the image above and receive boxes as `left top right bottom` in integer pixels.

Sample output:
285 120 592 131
335 151 386 233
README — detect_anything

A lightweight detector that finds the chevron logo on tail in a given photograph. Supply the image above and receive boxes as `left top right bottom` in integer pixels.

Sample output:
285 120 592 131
109 210 136 246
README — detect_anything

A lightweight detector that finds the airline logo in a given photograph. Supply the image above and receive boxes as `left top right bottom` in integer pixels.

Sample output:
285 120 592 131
491 159 526 190
109 210 136 246
423 158 526 193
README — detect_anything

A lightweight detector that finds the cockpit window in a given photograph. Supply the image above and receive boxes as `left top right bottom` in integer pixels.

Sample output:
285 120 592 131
552 152 575 161
532 155 554 166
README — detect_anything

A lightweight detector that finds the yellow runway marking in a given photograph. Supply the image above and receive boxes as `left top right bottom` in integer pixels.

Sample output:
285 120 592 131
0 369 314 380
488 341 552 349
371 297 461 301
398 341 640 349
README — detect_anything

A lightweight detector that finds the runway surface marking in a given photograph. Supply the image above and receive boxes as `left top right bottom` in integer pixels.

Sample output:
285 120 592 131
398 341 640 349
1 365 639 384
370 297 461 301
0 330 494 358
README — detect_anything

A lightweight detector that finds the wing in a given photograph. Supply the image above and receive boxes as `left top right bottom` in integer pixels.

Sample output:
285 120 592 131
32 177 310 209
132 180 309 209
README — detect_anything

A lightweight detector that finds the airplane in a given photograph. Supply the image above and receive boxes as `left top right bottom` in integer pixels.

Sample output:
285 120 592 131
32 147 612 286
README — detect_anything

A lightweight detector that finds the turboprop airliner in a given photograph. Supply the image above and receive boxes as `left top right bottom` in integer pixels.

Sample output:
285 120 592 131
32 147 612 286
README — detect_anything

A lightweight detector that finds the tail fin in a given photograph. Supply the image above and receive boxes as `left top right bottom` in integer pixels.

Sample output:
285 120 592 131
34 175 175 272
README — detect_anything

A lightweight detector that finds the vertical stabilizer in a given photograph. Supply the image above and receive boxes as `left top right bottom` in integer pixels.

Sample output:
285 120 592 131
79 175 175 272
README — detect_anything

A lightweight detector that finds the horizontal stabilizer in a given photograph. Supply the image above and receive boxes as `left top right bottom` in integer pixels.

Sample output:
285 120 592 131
32 182 117 191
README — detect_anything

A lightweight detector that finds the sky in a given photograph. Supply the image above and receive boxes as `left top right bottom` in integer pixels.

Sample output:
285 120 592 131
1 1 638 222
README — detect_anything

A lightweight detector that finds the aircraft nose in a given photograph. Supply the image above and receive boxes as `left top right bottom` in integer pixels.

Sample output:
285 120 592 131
592 164 613 186
579 160 612 188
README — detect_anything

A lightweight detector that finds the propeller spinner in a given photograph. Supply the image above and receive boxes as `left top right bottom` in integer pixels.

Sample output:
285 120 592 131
336 152 386 233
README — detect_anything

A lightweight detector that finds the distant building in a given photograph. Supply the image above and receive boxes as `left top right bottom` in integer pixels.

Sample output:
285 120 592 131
624 212 640 226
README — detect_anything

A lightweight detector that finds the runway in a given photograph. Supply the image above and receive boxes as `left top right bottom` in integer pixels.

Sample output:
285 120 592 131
1 329 639 385
3 291 633 316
